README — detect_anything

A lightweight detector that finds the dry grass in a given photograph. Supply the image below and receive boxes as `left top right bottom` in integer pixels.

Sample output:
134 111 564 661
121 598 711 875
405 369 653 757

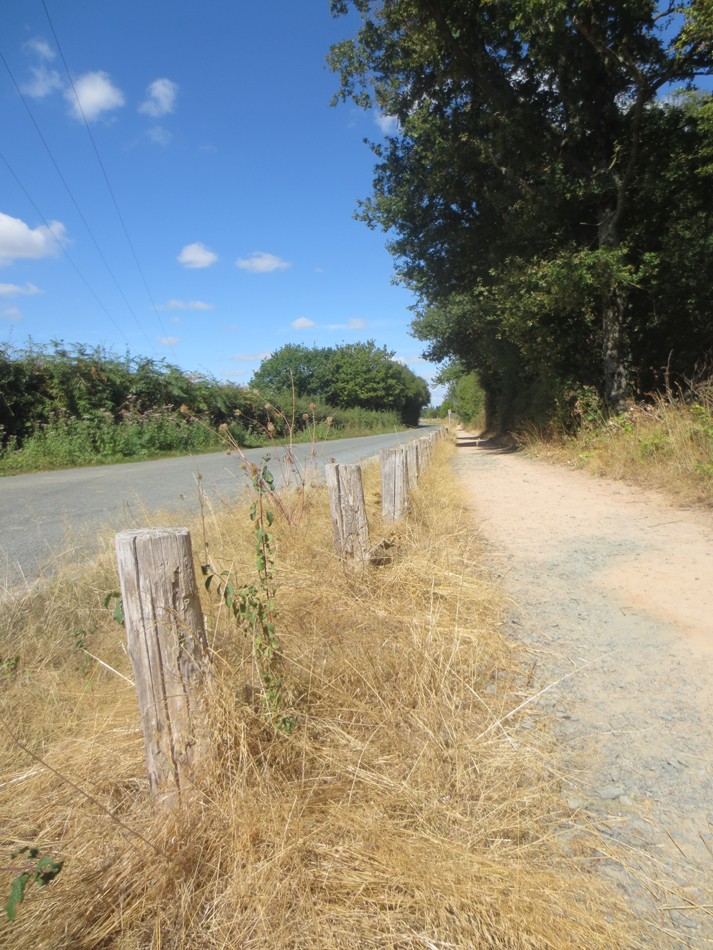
0 443 641 948
521 387 713 508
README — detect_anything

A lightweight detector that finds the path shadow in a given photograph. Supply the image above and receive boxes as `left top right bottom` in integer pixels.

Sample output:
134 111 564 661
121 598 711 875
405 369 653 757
454 434 519 453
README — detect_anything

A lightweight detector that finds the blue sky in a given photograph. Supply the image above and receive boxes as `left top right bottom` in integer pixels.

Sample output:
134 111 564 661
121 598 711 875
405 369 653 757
0 1 443 400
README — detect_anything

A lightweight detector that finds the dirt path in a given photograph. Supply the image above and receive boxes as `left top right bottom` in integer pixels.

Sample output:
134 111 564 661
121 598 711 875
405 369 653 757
453 435 713 947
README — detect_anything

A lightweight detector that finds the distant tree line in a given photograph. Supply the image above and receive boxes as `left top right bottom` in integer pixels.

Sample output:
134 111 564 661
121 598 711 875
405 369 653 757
249 341 430 426
0 340 430 451
330 1 713 430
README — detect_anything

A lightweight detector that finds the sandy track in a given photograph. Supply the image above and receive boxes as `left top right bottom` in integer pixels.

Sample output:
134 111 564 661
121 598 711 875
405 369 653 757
453 435 713 947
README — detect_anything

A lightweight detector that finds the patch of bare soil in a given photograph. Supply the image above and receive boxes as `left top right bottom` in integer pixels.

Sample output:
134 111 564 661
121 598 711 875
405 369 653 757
453 433 713 948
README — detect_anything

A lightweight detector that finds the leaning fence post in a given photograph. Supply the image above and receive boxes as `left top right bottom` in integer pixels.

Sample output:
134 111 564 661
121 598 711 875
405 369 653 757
115 527 211 808
325 462 370 561
381 445 408 522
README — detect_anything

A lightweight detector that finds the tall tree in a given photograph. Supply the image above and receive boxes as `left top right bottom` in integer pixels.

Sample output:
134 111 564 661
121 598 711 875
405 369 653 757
330 0 713 421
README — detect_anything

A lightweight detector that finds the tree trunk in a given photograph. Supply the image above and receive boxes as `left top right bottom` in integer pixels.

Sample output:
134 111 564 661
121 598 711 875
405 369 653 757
599 207 628 410
602 287 628 410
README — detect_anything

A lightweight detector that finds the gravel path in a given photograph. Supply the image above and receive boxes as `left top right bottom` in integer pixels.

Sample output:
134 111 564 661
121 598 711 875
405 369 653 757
453 435 713 947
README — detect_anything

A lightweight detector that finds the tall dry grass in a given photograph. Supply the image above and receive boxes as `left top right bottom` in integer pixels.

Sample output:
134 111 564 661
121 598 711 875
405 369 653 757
0 442 640 947
522 386 713 507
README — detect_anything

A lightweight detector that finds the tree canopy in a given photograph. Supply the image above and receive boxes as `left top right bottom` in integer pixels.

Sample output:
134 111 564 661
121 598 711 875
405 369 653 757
329 0 713 428
250 341 430 425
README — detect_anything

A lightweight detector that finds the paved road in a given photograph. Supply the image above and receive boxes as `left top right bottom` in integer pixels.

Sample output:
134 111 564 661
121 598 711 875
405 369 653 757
0 429 431 585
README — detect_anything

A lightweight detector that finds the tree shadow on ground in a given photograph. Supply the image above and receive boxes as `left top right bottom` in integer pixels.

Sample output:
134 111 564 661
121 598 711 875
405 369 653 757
454 433 519 453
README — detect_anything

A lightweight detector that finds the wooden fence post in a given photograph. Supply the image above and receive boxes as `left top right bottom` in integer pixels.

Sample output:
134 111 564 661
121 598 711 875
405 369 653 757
381 445 408 522
325 462 370 561
115 527 211 808
404 440 418 489
417 435 430 471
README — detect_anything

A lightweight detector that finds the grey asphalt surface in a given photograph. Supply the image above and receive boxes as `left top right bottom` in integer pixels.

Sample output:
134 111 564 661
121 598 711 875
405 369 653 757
0 429 431 586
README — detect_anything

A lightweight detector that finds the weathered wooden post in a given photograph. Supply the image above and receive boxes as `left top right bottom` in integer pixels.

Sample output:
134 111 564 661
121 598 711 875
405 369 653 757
381 445 408 522
325 462 370 561
406 440 420 489
417 434 430 471
115 527 211 808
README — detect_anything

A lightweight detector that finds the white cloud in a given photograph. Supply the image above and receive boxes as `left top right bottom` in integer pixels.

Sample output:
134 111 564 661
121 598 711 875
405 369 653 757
21 65 64 99
0 212 66 264
1 307 22 322
24 37 55 61
230 351 272 362
147 125 172 146
0 281 42 296
178 242 218 269
291 317 315 330
158 336 180 346
375 112 400 135
326 317 368 330
65 71 125 122
139 78 178 117
157 298 213 312
236 251 291 273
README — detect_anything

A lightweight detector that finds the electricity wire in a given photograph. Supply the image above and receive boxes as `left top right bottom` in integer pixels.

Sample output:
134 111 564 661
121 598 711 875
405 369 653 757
0 149 132 346
0 45 157 355
41 0 170 343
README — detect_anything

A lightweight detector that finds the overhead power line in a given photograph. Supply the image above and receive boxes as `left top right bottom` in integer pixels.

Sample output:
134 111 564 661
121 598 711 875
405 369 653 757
0 149 132 347
42 0 170 343
0 45 157 355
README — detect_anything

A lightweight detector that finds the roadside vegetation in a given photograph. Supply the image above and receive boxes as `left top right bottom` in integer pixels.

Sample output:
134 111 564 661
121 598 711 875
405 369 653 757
520 381 713 508
330 2 712 432
0 441 640 947
0 342 428 475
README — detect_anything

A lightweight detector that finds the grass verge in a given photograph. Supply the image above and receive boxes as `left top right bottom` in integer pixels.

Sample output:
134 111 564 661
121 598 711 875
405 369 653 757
520 387 713 508
0 442 639 947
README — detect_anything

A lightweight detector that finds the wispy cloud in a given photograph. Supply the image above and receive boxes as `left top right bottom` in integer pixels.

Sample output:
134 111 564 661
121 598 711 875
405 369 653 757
0 212 66 265
65 71 125 121
177 242 218 269
325 317 368 330
20 38 63 100
21 65 63 99
157 298 213 312
147 125 172 146
374 112 400 135
1 307 22 322
230 351 272 362
236 251 291 273
0 281 42 296
24 37 55 61
158 336 180 346
291 317 315 330
139 78 178 117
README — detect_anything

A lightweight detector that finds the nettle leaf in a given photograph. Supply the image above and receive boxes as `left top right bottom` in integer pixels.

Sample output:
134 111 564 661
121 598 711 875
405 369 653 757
34 856 63 886
103 592 124 625
5 872 30 921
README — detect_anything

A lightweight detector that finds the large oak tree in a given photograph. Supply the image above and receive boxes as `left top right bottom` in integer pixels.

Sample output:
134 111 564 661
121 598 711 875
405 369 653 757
330 0 713 424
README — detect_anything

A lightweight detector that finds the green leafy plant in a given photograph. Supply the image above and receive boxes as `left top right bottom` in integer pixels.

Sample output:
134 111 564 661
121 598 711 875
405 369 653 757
103 592 125 625
3 847 64 921
203 455 297 734
0 656 19 680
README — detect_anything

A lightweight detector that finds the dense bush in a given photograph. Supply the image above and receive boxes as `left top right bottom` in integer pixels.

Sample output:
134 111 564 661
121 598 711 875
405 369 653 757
0 342 412 473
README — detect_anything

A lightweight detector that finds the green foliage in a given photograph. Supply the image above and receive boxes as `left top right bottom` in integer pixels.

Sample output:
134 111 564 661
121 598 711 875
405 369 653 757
3 848 63 921
0 341 422 473
250 341 430 424
203 456 297 734
330 1 713 428
445 371 486 427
